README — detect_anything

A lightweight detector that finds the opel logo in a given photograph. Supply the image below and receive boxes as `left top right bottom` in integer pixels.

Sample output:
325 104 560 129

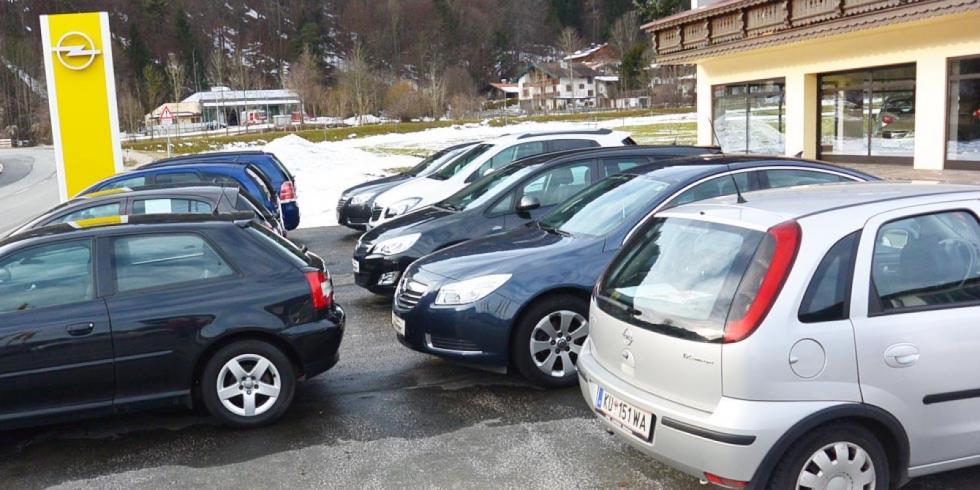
53 32 102 71
622 328 634 346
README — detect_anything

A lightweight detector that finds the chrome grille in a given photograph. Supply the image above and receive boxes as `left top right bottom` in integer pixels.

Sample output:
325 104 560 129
429 336 481 352
371 204 384 221
395 275 427 310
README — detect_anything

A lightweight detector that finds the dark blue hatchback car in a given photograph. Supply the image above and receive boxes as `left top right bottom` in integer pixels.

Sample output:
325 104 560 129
392 156 877 387
141 151 301 230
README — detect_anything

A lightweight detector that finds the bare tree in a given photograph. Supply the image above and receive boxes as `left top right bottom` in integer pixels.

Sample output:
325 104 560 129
425 62 446 119
166 53 187 102
285 45 323 118
557 27 582 110
610 10 641 58
345 42 373 122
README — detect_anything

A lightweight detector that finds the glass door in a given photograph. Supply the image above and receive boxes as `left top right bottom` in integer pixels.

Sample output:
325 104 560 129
819 64 916 163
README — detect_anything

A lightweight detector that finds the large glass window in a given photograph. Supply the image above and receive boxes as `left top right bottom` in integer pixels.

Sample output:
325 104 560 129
948 57 980 165
712 79 785 154
819 64 916 162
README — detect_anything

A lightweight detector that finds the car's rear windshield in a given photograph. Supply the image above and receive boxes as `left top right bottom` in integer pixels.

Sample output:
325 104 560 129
597 217 763 342
267 154 295 181
430 144 494 180
538 174 671 237
439 164 537 211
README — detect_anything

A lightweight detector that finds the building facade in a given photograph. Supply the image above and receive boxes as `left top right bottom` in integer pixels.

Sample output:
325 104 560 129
643 0 980 169
517 63 600 111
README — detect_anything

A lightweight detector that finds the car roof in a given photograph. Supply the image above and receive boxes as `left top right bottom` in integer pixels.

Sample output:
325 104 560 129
118 162 252 176
624 154 877 179
489 128 630 144
0 213 256 249
663 182 980 231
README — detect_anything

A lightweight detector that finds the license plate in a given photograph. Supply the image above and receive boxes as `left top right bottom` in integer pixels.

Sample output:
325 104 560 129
595 386 654 441
352 258 360 273
392 312 406 336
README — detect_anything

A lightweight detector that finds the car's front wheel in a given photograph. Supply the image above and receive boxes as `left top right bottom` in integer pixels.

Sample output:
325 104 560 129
511 294 589 388
768 422 889 490
201 340 296 428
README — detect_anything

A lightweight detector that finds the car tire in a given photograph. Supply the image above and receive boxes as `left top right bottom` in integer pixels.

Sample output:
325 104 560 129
511 294 589 388
201 340 296 428
767 422 890 490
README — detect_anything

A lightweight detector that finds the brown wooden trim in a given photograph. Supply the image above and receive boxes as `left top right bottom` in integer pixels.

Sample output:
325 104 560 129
820 154 914 164
945 160 980 170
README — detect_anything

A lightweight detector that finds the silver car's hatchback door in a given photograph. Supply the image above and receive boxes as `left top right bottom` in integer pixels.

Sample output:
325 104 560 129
850 201 980 468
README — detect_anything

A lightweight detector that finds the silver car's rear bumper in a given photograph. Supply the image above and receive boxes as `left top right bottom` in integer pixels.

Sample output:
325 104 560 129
576 339 844 485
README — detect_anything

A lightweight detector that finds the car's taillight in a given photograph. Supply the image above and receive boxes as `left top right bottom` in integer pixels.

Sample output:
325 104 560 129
305 270 333 310
279 181 296 201
703 473 749 489
723 220 800 343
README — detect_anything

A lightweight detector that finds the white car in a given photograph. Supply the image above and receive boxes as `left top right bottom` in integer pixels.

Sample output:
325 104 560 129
366 129 635 228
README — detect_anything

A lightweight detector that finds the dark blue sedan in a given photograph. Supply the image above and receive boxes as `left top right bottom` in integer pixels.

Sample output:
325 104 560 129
391 156 877 387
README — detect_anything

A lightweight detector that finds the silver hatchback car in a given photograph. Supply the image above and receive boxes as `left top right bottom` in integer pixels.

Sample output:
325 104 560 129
579 182 980 489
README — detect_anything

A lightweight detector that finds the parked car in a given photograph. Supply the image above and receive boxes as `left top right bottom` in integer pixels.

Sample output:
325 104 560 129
367 129 635 228
6 184 283 237
78 163 283 229
337 142 479 230
0 213 344 429
355 145 721 295
874 95 915 139
392 156 876 387
140 150 301 230
578 182 980 489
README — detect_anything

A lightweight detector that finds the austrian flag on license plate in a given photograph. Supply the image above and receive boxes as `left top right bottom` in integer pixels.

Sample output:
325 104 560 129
595 386 654 441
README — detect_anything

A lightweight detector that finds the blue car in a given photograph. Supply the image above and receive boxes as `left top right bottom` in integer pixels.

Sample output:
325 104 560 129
142 151 300 230
79 163 282 230
392 156 877 387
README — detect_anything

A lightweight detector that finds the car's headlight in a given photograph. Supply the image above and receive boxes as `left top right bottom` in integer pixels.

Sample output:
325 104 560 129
373 233 421 256
434 274 511 305
349 193 371 206
386 198 421 218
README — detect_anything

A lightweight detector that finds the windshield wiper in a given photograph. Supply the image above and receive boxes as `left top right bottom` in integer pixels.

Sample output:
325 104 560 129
438 202 462 211
538 221 570 237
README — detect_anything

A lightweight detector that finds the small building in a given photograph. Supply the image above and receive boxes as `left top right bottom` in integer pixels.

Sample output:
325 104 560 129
517 62 600 111
643 0 980 169
487 82 520 101
564 43 617 71
144 102 202 127
185 87 302 127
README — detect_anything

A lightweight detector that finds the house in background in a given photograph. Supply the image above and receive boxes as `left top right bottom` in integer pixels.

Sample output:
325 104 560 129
487 82 520 103
564 43 617 72
145 87 303 129
643 0 980 169
517 62 599 111
144 102 202 127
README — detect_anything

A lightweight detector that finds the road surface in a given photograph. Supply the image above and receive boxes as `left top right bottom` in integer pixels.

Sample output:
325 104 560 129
0 148 59 234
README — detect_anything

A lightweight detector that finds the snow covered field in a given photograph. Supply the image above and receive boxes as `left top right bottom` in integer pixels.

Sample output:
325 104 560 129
226 114 695 228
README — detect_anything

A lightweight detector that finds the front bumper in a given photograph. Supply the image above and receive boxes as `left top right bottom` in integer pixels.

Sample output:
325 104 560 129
337 201 372 230
576 340 843 485
281 304 346 379
352 252 417 295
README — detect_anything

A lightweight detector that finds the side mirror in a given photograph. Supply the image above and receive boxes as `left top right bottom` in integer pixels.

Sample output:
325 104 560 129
516 195 541 213
482 167 495 177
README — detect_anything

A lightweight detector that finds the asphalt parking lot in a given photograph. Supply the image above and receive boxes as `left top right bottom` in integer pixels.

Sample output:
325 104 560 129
0 225 976 489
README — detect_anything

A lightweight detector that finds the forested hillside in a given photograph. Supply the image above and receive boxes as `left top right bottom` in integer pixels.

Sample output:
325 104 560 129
0 0 684 142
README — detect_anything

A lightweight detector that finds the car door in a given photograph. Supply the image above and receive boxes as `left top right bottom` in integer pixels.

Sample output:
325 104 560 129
104 231 240 402
849 202 980 467
501 159 597 227
0 239 114 422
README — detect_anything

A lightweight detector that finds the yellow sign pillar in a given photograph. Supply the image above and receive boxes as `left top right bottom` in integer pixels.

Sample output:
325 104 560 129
40 12 122 201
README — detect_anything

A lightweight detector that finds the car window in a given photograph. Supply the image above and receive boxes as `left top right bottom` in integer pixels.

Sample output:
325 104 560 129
519 162 593 207
0 240 94 314
101 176 146 190
550 139 599 151
601 156 648 178
871 211 980 313
799 232 859 323
132 198 213 215
764 169 852 188
479 142 547 177
431 144 494 181
49 202 122 224
539 174 672 237
667 173 751 207
441 164 536 211
113 234 234 293
154 172 201 185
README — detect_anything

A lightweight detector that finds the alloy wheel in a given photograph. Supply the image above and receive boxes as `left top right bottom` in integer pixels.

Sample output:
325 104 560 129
529 310 588 378
216 353 282 417
796 441 876 490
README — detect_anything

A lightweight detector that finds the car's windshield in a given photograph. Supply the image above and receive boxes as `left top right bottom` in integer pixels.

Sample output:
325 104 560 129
430 144 494 181
408 145 470 177
440 164 537 211
538 174 672 237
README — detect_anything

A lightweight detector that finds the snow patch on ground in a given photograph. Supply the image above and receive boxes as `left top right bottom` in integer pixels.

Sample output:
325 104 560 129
227 114 694 228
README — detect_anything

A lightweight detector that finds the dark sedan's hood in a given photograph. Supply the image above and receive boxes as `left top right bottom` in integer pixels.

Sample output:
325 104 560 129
360 205 458 244
416 224 604 281
344 173 409 195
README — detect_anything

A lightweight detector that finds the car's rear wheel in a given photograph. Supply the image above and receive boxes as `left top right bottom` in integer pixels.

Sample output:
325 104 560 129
201 340 296 428
768 422 889 490
511 294 589 388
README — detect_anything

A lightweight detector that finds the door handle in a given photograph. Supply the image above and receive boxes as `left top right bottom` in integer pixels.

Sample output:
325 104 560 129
884 344 919 368
66 322 95 336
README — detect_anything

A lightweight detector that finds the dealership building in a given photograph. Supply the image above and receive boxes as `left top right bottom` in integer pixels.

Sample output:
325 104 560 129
643 0 980 169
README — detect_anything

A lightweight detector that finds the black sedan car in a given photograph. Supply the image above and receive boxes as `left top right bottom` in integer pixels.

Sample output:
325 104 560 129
337 142 478 230
391 156 877 387
6 184 283 237
353 145 721 295
0 213 344 429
